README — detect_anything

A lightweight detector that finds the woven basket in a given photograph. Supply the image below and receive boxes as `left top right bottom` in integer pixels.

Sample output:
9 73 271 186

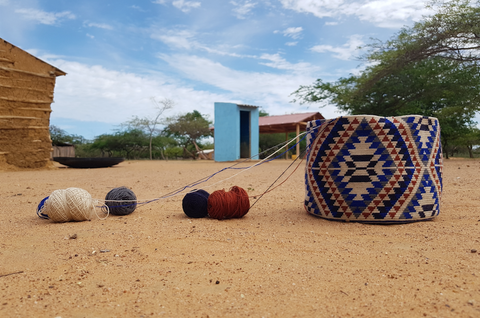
304 115 443 223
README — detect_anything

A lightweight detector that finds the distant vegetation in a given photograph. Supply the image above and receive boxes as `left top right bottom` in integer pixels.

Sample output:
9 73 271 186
51 107 310 160
50 108 213 160
292 0 480 158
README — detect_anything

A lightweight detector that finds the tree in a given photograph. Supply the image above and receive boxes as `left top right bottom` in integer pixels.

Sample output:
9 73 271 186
89 134 116 157
123 97 174 160
90 129 148 159
295 57 480 116
361 0 480 89
449 126 480 158
165 110 212 159
49 125 86 145
151 132 179 160
292 0 480 154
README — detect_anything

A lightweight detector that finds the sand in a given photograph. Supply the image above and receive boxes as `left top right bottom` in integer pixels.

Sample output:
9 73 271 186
0 158 479 318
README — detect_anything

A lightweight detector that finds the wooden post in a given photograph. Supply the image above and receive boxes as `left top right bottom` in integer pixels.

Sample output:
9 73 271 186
285 132 289 159
296 123 300 159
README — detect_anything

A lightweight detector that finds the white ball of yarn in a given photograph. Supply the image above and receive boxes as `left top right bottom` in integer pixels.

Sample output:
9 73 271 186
45 187 95 222
45 189 68 223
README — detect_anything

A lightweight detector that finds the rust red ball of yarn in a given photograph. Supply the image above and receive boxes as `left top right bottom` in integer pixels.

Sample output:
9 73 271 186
207 186 250 220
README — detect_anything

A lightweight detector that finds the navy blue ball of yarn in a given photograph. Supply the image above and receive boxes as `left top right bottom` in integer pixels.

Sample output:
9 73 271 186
182 189 210 218
105 187 137 216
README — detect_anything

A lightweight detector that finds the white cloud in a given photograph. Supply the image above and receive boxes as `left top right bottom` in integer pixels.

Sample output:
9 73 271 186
279 0 344 18
172 0 201 12
351 0 432 28
152 0 201 12
0 0 9 6
310 34 364 60
157 54 324 115
259 53 319 74
45 59 223 125
84 21 114 30
285 41 298 46
325 21 338 26
130 5 147 12
283 26 303 39
201 46 257 59
14 8 75 25
231 0 257 19
42 54 339 133
150 28 258 58
151 29 197 50
279 0 432 28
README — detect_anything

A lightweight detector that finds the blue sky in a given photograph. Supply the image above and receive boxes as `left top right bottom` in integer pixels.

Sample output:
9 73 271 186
1 0 437 139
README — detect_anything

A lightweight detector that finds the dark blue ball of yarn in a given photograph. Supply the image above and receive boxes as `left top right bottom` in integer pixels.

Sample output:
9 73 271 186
182 189 209 218
105 187 137 216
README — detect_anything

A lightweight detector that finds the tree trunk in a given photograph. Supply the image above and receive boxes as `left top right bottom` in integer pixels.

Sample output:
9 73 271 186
442 139 449 159
467 145 474 158
183 147 196 159
450 146 456 158
149 135 153 160
192 140 208 160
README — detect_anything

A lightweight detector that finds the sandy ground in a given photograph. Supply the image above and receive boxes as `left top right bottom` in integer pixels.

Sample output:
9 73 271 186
0 158 479 318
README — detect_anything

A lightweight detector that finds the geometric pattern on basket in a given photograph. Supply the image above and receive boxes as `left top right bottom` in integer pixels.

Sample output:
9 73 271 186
305 115 443 223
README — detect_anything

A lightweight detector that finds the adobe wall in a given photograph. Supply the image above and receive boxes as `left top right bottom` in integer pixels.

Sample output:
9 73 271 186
0 39 62 169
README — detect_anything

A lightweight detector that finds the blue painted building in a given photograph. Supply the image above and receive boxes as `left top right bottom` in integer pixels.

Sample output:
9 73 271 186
214 102 259 162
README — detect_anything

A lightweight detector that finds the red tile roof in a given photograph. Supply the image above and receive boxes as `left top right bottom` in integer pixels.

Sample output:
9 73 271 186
210 112 325 133
259 112 324 133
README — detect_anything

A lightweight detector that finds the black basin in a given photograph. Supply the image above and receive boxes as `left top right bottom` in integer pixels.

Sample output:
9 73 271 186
53 157 125 168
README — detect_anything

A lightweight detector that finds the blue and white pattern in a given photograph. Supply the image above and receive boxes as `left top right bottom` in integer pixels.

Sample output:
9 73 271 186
305 115 443 223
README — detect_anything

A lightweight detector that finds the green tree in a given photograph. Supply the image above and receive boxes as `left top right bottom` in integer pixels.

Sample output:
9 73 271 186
123 97 174 160
90 129 148 159
165 110 212 159
361 0 480 89
151 132 179 160
295 58 480 117
259 108 269 117
450 126 480 158
89 134 115 157
292 0 480 154
49 125 86 145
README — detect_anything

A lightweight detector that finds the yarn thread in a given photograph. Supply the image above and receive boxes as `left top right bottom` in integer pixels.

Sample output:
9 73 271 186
107 132 308 206
207 186 250 220
38 187 108 223
249 147 308 210
36 132 309 222
105 186 137 216
182 189 210 218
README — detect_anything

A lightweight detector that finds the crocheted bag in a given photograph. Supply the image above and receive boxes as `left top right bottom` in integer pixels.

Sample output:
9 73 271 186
304 115 443 223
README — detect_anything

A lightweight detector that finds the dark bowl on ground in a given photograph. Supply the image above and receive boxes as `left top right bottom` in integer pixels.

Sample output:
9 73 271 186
53 157 125 168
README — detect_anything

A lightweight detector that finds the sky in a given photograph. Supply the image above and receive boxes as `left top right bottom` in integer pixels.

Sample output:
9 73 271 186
0 0 439 140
